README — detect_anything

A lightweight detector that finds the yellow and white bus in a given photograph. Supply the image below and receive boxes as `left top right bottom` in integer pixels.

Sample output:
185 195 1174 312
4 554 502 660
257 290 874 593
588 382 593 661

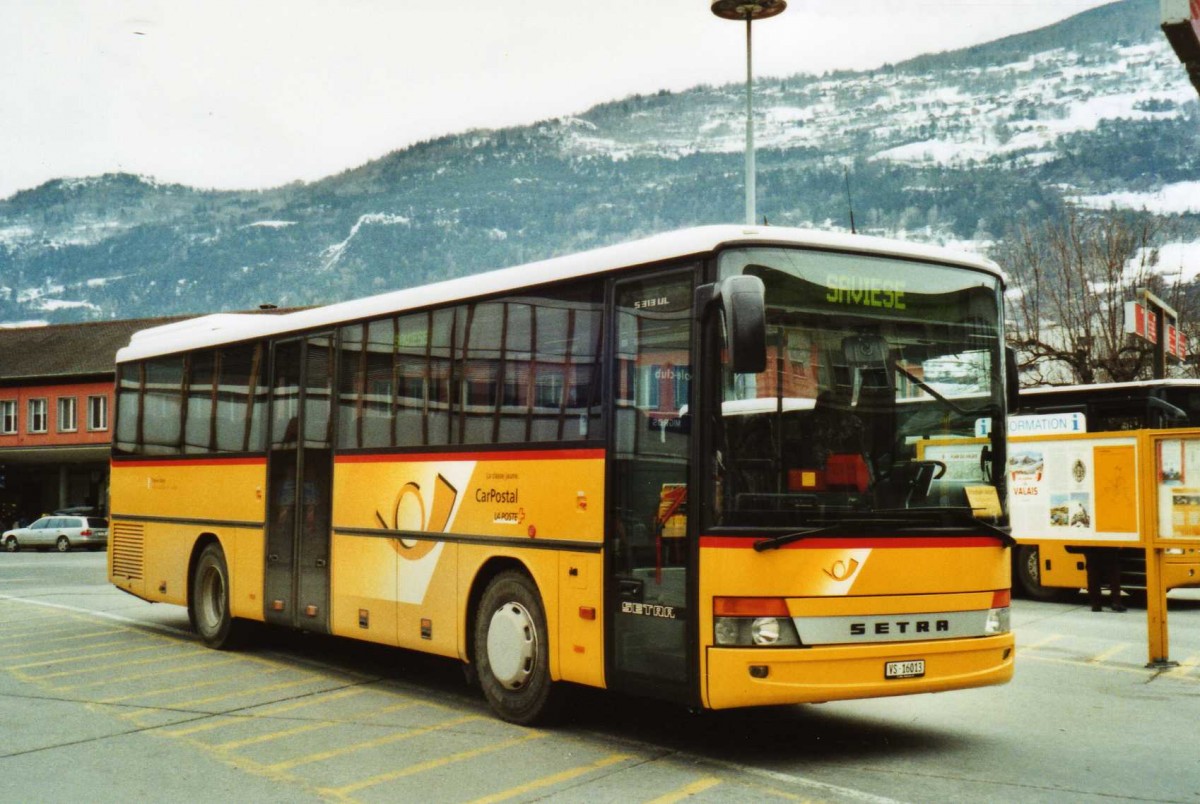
1012 380 1200 600
108 225 1015 724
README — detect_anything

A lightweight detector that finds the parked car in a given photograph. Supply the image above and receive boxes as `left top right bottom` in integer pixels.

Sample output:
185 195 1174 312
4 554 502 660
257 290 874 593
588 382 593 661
54 506 101 517
2 515 109 552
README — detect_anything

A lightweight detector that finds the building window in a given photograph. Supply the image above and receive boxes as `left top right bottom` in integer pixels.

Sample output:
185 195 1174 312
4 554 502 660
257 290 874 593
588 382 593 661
0 400 15 434
57 397 78 432
28 399 48 433
88 395 109 432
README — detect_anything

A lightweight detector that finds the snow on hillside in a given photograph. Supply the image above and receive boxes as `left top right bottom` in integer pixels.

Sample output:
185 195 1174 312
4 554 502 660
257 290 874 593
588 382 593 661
561 36 1195 171
1077 181 1200 214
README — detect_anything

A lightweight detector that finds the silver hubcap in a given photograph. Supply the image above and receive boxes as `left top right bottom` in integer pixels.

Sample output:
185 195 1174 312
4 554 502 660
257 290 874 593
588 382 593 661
486 601 537 689
198 564 224 633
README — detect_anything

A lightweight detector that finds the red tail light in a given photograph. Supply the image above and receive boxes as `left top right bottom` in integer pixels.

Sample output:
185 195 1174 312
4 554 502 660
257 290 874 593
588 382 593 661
80 529 92 536
992 589 1011 607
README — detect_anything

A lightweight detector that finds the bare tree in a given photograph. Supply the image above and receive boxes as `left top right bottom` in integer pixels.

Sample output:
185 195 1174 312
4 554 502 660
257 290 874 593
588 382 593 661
1000 208 1185 386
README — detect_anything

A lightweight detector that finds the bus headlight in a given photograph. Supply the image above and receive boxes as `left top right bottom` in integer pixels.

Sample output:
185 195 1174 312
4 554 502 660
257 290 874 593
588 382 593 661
984 607 1010 635
751 617 781 645
713 598 801 646
715 617 742 646
713 616 801 646
985 590 1011 635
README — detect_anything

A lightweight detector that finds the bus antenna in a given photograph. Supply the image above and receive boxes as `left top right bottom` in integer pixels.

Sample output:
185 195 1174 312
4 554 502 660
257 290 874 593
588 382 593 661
843 166 857 234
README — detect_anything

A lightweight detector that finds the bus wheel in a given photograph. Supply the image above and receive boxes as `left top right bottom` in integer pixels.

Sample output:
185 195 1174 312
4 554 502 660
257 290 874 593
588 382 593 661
473 571 561 726
1015 545 1071 602
190 543 245 649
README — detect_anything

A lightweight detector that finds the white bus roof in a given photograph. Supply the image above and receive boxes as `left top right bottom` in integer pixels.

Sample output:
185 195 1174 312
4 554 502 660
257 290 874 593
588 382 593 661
1021 379 1200 397
117 224 1003 363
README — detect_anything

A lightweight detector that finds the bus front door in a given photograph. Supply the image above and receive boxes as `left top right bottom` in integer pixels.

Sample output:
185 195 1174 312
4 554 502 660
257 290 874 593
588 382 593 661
264 334 334 632
607 270 695 700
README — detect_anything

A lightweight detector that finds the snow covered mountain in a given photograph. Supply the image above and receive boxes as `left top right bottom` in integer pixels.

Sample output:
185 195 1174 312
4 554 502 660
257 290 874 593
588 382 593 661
1 0 1196 326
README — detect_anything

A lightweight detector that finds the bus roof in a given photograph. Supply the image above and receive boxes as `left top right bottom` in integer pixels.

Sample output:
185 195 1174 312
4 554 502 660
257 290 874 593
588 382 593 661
117 224 1003 363
1020 379 1200 398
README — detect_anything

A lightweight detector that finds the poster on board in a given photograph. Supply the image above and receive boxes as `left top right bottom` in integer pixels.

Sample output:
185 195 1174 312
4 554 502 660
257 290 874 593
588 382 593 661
1007 436 1139 544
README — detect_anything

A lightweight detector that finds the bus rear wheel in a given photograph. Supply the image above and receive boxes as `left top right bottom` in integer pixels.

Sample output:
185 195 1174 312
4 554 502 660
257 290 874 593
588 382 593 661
190 542 246 649
473 571 560 726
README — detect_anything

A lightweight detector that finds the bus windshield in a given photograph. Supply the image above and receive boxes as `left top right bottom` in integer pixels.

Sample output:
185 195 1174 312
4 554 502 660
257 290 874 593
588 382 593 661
710 246 1006 531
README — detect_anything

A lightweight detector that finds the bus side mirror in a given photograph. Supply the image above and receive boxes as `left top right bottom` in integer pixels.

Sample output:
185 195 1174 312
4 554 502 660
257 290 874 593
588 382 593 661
1006 346 1020 412
697 275 767 374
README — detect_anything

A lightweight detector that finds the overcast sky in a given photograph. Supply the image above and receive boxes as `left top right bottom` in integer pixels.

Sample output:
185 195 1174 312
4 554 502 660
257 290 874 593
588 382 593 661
1 0 1119 200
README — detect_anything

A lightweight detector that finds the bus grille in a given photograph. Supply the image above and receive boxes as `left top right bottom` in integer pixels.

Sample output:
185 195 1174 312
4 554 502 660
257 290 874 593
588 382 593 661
111 523 145 581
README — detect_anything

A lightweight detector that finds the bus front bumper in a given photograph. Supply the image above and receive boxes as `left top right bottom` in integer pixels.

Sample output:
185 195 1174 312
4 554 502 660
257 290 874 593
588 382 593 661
705 633 1015 709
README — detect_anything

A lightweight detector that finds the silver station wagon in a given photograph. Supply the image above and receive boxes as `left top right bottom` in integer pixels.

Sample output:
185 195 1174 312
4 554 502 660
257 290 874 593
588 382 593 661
2 516 109 552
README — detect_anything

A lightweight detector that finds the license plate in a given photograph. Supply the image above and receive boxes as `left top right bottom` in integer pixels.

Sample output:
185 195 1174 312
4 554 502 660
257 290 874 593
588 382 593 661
885 659 925 679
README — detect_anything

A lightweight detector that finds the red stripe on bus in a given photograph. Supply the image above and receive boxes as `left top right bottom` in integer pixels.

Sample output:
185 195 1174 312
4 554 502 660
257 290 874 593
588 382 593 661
113 456 266 468
699 535 1006 550
337 448 606 464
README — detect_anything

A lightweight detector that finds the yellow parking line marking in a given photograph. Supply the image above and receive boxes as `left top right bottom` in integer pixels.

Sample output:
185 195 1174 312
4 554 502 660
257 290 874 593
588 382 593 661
0 613 68 631
0 613 90 630
162 715 253 738
98 665 278 704
1164 653 1200 679
1020 651 1200 682
55 655 242 692
268 713 481 772
160 687 370 737
37 645 208 680
1 612 98 630
739 780 812 801
10 642 167 671
321 730 546 798
230 685 372 718
214 719 336 750
175 696 425 742
0 638 129 663
213 694 390 750
1021 634 1063 651
0 627 125 650
356 697 424 721
112 672 306 724
468 752 630 804
647 776 723 803
168 676 320 709
1087 643 1130 664
0 620 63 634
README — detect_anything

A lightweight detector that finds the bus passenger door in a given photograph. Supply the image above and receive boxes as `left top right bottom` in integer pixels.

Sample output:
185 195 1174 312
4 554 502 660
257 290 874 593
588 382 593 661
607 270 694 699
265 334 334 632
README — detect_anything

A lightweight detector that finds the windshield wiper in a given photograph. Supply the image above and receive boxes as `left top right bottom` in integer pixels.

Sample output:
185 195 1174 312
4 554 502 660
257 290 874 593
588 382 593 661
872 507 1015 546
754 524 844 552
753 508 1014 552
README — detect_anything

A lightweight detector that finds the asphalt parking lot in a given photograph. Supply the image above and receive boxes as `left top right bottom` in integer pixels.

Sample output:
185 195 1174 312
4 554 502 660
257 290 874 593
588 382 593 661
2 551 1199 803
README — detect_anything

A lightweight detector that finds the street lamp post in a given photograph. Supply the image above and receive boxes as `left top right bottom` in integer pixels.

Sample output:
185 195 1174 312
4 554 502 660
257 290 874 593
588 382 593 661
711 0 787 225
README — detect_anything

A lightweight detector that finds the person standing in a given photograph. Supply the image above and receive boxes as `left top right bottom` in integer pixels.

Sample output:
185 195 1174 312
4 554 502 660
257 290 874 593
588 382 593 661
1083 547 1126 612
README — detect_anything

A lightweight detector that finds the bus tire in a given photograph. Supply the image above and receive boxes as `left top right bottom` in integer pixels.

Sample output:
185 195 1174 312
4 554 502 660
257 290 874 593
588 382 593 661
190 542 245 649
473 571 561 726
1015 544 1072 602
